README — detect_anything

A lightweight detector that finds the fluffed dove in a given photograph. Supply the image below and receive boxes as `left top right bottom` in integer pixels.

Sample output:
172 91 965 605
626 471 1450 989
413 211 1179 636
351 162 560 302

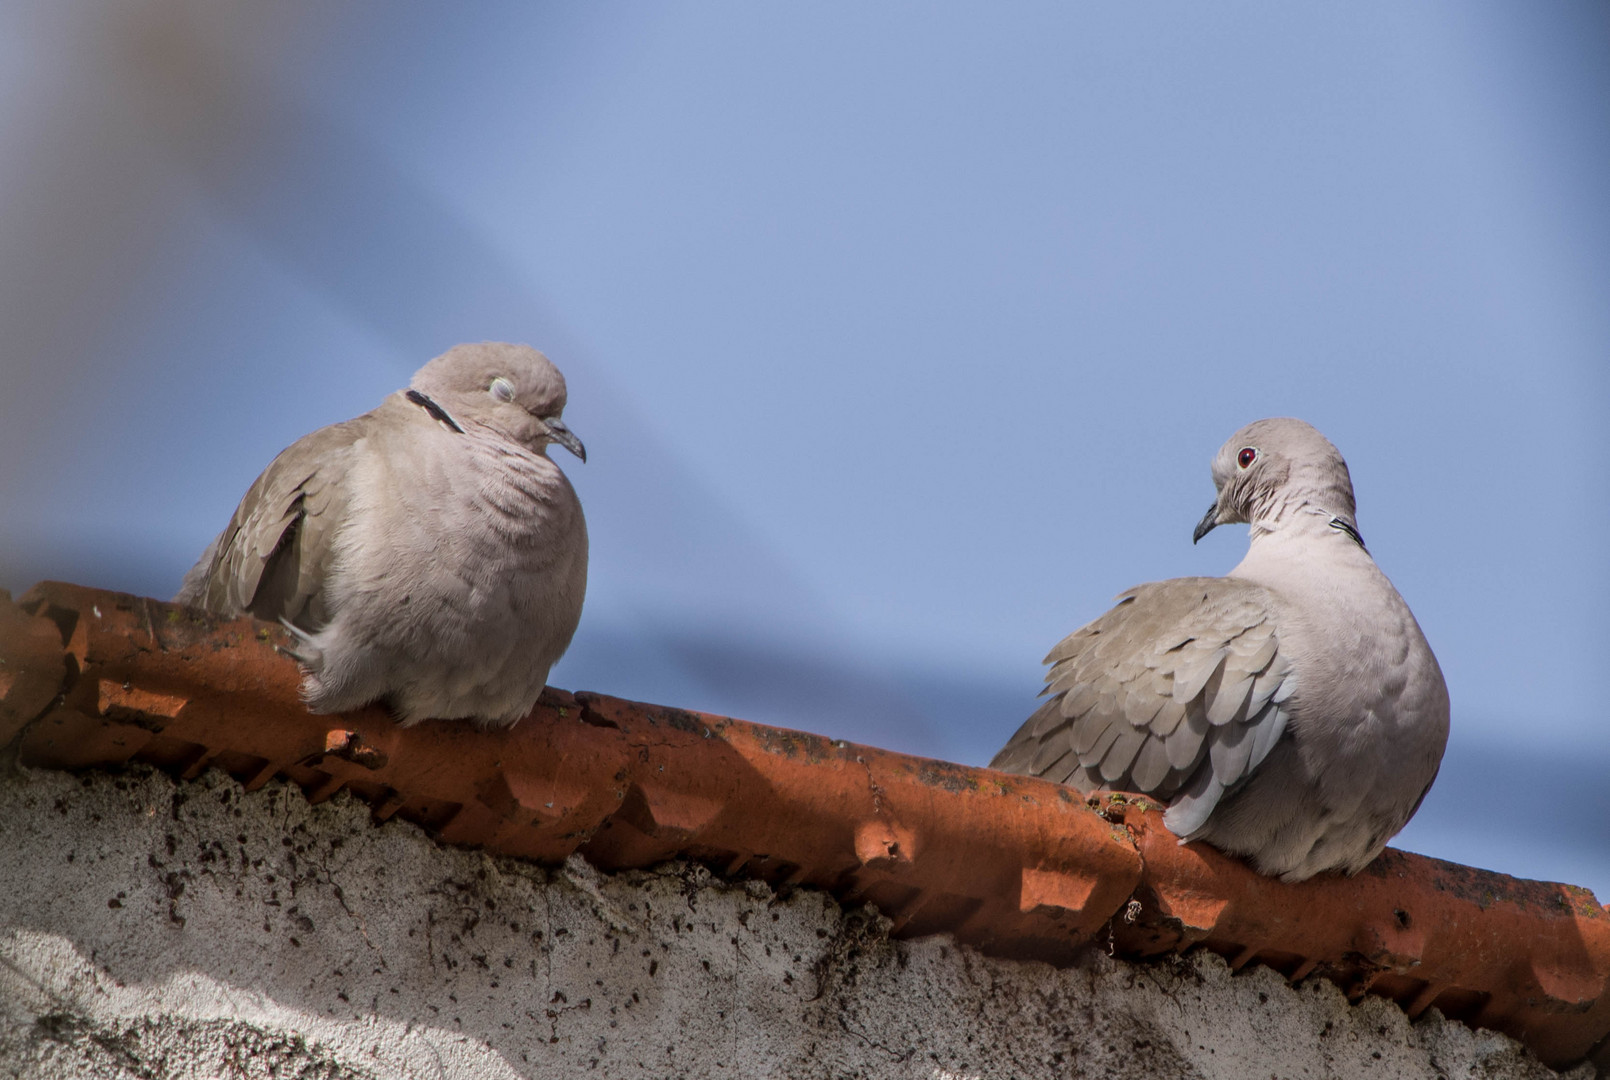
176 342 588 728
991 418 1448 881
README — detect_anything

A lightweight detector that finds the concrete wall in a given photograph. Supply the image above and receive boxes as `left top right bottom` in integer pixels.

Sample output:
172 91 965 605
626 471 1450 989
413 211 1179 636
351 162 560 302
0 759 1586 1080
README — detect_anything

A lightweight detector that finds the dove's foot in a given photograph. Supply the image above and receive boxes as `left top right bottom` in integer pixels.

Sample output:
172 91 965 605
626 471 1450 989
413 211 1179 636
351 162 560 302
275 619 324 671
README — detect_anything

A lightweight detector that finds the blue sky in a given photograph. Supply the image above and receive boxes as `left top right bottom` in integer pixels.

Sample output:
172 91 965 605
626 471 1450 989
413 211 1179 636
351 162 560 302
2 3 1606 896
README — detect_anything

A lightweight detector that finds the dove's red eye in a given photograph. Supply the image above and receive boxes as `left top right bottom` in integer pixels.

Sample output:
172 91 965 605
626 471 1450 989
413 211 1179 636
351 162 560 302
1237 447 1258 469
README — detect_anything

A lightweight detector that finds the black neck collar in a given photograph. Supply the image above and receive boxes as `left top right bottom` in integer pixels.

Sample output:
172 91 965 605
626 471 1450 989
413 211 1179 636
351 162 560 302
405 389 464 434
1329 517 1366 551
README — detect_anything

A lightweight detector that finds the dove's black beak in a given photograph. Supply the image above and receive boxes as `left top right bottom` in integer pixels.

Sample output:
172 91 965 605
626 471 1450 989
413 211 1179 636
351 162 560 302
1192 503 1220 544
546 418 586 463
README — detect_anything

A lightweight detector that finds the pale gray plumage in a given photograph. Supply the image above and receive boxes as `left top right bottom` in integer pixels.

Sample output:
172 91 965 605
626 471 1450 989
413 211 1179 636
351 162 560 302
176 342 588 729
991 418 1449 881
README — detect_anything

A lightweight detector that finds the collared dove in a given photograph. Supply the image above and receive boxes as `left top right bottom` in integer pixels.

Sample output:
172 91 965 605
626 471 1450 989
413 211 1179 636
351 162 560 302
176 342 588 729
991 418 1448 881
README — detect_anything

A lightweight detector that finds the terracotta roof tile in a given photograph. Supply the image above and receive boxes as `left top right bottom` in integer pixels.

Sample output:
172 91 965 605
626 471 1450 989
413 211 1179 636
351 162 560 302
2 580 1607 1071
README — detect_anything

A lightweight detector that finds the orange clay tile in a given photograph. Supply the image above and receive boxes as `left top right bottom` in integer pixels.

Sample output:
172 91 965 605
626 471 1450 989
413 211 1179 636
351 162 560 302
2 580 1607 1071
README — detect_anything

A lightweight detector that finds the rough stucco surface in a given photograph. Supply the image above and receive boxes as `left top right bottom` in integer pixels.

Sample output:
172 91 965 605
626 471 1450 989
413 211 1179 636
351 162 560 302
0 760 1588 1080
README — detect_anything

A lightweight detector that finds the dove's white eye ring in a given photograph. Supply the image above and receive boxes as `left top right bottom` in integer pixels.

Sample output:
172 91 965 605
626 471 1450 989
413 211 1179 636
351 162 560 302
1237 447 1258 469
490 377 516 403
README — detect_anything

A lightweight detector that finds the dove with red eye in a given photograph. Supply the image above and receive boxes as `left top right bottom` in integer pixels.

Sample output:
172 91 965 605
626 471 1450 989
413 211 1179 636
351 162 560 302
993 418 1448 882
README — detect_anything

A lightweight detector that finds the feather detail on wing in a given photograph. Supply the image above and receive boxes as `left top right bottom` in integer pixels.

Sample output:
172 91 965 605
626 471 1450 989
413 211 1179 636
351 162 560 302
181 417 367 630
989 577 1296 836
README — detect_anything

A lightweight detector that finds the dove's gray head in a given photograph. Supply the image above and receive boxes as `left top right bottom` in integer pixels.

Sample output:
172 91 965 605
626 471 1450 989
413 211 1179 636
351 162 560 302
1193 418 1357 544
409 342 585 462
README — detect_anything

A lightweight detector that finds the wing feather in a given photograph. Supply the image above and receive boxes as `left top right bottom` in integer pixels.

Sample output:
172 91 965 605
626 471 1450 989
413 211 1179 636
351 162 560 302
179 415 371 628
1130 736 1172 792
1099 727 1147 783
1077 719 1124 769
989 577 1298 838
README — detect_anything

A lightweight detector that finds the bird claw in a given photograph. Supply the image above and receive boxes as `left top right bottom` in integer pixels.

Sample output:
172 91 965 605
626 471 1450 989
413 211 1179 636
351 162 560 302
276 619 320 669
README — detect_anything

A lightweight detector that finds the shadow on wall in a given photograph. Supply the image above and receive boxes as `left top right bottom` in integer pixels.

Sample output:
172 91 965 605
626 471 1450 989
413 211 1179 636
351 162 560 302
5 766 1566 1078
0 766 845 1076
